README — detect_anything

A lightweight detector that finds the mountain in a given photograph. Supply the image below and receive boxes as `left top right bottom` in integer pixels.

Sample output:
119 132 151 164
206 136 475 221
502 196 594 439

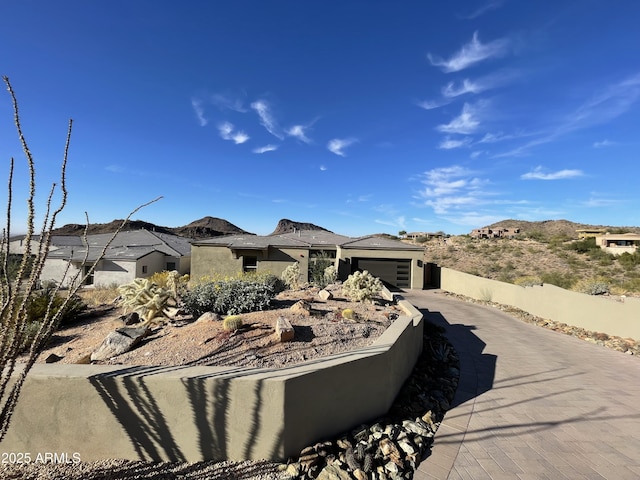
172 217 251 238
51 216 250 240
269 219 332 235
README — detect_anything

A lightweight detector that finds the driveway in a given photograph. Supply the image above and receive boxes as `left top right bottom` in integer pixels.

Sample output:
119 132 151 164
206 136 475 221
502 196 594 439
402 290 640 480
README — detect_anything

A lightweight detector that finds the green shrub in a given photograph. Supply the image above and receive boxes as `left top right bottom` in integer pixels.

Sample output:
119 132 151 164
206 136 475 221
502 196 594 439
514 276 543 287
324 265 338 285
309 251 334 288
573 279 610 295
281 263 302 290
25 286 86 327
342 270 383 303
540 271 576 290
183 277 277 317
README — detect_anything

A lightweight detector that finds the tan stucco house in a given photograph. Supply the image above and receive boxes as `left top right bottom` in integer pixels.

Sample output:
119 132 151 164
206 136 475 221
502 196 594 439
594 232 640 256
191 230 425 289
39 229 192 287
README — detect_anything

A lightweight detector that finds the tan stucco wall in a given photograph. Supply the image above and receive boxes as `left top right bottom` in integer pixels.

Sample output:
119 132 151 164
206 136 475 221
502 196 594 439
440 267 640 339
337 247 424 289
191 245 310 281
3 289 423 462
93 259 137 287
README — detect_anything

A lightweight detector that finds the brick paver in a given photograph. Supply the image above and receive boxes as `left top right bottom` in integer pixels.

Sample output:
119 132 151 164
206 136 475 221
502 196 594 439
402 290 640 480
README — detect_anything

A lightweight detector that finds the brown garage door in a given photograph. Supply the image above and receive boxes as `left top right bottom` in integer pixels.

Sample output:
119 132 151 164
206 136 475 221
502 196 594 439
354 258 411 289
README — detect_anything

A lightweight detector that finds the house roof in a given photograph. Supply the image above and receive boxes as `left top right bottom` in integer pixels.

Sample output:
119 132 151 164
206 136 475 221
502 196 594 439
340 235 424 251
597 233 640 241
193 230 423 252
46 229 193 261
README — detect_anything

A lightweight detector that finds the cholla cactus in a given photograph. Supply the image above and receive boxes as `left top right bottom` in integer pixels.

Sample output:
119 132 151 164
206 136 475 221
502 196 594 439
324 265 338 285
281 262 302 290
118 278 179 325
342 270 383 303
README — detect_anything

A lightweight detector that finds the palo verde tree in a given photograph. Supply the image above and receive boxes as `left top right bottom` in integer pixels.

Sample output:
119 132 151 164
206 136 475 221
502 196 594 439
0 76 159 442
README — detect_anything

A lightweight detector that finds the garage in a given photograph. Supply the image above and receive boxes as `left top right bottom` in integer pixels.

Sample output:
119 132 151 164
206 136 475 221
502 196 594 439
353 258 412 289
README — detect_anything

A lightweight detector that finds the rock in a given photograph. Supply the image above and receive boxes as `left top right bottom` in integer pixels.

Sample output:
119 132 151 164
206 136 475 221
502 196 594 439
318 289 333 301
90 327 150 361
45 353 63 363
275 316 295 342
317 464 351 480
196 312 222 323
75 354 92 364
290 300 311 316
120 311 140 325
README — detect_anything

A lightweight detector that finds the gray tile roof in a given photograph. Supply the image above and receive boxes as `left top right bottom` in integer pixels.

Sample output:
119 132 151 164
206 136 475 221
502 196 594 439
193 230 423 251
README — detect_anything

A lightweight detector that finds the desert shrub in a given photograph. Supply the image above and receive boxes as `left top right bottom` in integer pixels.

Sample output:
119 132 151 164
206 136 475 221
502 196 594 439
77 283 120 306
118 278 179 324
183 278 277 317
514 276 543 287
573 279 610 295
540 271 576 290
618 251 640 271
342 270 383 303
324 265 338 285
281 262 302 290
309 251 334 288
565 237 597 254
24 286 86 327
256 273 287 294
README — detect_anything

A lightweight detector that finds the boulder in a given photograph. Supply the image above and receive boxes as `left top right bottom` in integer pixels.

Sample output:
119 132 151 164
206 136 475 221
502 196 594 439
120 311 141 325
90 326 150 361
318 289 333 301
45 353 63 363
290 300 311 316
276 316 295 342
196 312 222 323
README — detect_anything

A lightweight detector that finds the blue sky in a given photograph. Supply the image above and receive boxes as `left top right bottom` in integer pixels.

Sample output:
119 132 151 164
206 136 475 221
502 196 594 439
2 1 639 237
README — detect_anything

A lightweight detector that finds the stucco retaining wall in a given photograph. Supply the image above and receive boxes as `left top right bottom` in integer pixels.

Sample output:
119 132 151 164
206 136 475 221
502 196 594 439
440 267 640 339
2 289 423 463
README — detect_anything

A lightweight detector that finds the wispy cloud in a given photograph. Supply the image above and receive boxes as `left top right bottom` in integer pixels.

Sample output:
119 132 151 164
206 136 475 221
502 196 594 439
416 98 451 110
437 102 483 135
191 98 207 126
327 138 357 157
460 0 505 20
593 139 616 148
105 164 125 173
217 121 249 144
521 166 584 180
286 124 313 143
427 31 509 73
211 93 247 112
497 73 640 157
319 165 327 171
439 136 472 149
375 216 407 230
442 79 484 98
251 100 284 139
581 193 621 207
252 144 278 154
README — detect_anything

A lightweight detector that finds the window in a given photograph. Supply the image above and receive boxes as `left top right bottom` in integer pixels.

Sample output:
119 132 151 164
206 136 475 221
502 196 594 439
243 256 258 273
167 262 176 271
142 265 148 274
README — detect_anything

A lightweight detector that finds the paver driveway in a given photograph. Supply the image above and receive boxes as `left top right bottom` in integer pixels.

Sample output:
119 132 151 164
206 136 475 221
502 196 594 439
402 290 640 480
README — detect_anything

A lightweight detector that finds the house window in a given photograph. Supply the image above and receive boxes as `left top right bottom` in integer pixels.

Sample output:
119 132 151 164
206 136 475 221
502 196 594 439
83 265 94 286
167 262 176 271
142 265 148 274
243 256 258 273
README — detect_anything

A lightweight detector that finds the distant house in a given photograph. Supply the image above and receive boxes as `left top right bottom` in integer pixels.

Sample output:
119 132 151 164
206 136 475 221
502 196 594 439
470 227 520 239
39 229 192 287
594 233 640 256
404 232 444 241
576 228 606 239
191 230 425 289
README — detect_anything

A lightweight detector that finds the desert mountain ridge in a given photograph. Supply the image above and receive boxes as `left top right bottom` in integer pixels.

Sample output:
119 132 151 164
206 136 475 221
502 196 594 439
51 217 328 240
50 217 640 241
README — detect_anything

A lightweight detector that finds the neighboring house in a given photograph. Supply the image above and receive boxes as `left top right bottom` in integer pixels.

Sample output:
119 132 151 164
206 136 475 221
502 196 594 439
470 227 520 239
576 228 606 239
8 234 84 255
404 232 444 241
191 229 425 289
594 233 640 256
40 229 192 287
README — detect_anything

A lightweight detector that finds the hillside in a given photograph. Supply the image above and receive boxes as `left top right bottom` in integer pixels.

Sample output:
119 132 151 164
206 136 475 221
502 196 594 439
486 219 640 241
269 219 331 235
419 220 640 296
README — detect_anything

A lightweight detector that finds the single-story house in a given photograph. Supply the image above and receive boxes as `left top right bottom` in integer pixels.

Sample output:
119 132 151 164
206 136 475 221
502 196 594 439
39 229 193 287
191 230 426 289
594 232 640 256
